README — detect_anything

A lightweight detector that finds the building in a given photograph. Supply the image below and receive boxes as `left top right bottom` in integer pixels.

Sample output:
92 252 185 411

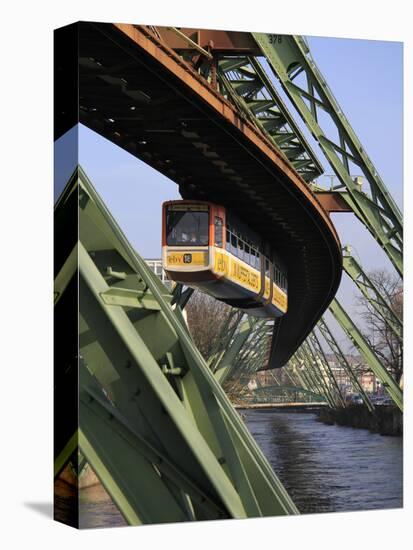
145 258 172 289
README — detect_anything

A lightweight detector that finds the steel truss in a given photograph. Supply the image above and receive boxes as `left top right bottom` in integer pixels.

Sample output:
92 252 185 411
54 167 298 524
328 298 403 411
252 33 403 276
246 385 325 405
217 56 323 181
316 317 375 412
342 249 402 342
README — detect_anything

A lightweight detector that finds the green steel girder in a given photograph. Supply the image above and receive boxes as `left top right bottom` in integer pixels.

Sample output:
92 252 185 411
266 370 281 387
171 282 195 310
316 317 375 412
238 325 270 369
278 365 298 388
338 192 402 272
329 298 403 411
252 33 403 276
214 316 257 385
307 332 346 408
55 166 299 523
79 366 228 523
294 347 331 405
289 362 311 392
223 321 274 397
300 342 337 408
54 431 78 479
293 357 320 396
218 55 323 182
250 385 326 404
208 309 245 373
342 250 402 341
54 244 78 306
297 345 328 400
241 326 273 371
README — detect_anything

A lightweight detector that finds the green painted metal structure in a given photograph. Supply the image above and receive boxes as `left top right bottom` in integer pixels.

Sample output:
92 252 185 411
252 33 403 277
218 56 323 181
246 385 326 405
307 332 346 408
55 27 403 526
55 167 299 524
328 298 403 411
342 248 402 341
197 31 403 412
316 317 375 413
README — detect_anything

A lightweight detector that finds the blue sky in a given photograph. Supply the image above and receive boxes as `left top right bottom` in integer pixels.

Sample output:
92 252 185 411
55 34 403 342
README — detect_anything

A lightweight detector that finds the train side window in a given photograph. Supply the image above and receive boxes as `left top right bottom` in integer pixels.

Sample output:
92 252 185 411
231 233 237 256
238 240 244 261
265 259 270 278
255 250 260 270
245 244 250 265
215 217 223 248
250 248 255 268
226 229 231 252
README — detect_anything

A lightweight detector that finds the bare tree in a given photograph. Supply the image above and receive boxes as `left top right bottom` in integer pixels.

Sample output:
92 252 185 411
185 289 231 360
356 269 403 383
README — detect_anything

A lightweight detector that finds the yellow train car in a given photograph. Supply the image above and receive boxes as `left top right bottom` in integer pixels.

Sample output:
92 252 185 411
162 200 288 318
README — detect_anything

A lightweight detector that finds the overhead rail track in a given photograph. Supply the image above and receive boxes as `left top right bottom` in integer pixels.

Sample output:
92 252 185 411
73 22 343 368
54 23 404 526
217 55 323 182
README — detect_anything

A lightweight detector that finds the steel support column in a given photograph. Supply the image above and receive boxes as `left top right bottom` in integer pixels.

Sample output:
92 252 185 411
329 298 403 411
253 33 403 276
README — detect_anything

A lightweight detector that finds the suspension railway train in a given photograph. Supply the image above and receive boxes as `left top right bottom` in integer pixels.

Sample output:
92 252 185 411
162 200 288 318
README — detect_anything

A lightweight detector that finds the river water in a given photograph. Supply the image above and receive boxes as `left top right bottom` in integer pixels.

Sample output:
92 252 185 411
244 409 403 514
74 409 402 527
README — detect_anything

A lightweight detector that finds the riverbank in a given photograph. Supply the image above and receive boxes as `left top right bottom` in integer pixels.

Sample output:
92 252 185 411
316 404 402 436
235 402 327 411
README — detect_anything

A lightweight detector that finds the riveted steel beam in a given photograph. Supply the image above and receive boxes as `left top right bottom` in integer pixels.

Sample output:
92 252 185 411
214 317 256 385
307 331 346 408
300 342 337 408
250 385 326 404
55 166 299 525
329 298 403 411
253 33 403 276
342 250 402 341
316 317 375 412
218 55 323 181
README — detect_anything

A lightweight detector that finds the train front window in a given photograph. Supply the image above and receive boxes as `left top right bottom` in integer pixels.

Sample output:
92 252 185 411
166 209 209 246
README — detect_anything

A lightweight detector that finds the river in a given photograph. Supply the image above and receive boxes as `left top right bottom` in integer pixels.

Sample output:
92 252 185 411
244 409 403 514
75 409 402 527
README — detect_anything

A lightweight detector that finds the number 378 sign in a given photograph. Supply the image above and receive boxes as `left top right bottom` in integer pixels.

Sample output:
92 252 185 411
268 34 283 44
